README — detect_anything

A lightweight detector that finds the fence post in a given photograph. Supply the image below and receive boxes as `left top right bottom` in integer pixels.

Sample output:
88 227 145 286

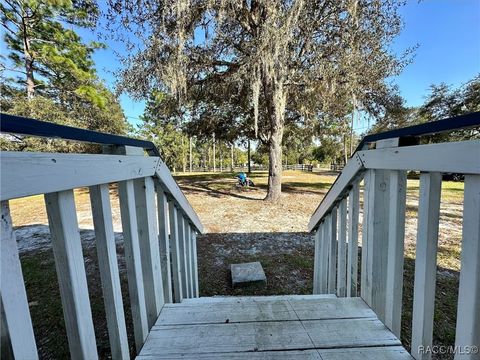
385 170 407 338
134 177 164 328
319 220 329 293
327 207 338 294
337 198 347 297
191 229 199 297
454 175 480 360
89 185 129 359
45 190 98 359
157 190 173 303
362 169 390 322
0 201 38 359
105 145 149 352
168 202 183 302
177 214 189 298
347 181 360 297
184 218 193 298
411 172 442 360
313 226 322 294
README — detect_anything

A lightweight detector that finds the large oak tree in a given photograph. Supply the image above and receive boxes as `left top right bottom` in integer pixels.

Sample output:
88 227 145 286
108 0 408 201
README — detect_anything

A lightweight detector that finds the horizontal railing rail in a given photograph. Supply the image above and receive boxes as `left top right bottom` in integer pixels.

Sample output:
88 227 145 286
0 115 203 359
309 112 480 360
309 112 480 232
0 113 159 155
308 139 480 232
0 114 202 233
355 111 480 152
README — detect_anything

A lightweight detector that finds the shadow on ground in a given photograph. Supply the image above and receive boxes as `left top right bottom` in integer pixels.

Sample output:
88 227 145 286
176 171 333 200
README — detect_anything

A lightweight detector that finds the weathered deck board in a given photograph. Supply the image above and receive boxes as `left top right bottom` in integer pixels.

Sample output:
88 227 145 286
158 297 374 326
179 294 336 305
137 349 322 359
137 347 412 359
142 321 313 355
157 300 297 325
304 318 400 348
138 296 411 359
289 297 376 320
318 346 412 360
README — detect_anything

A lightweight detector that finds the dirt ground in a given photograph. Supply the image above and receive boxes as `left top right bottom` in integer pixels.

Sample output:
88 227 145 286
175 170 336 297
9 169 464 359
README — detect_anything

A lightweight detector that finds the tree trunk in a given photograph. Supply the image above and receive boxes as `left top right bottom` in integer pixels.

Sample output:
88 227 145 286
265 128 283 202
212 133 216 172
189 136 193 172
343 134 348 165
207 148 211 171
181 136 186 173
219 142 223 172
21 16 34 99
349 94 356 156
247 139 251 174
263 75 286 203
230 143 234 172
25 57 35 99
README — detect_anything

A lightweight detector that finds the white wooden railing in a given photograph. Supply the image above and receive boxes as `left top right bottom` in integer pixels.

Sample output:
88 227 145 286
309 136 479 359
0 141 203 359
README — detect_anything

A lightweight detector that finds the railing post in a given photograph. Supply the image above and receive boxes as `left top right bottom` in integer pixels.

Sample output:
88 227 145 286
157 190 173 303
327 207 338 294
337 198 347 297
319 220 329 293
411 172 442 360
455 174 480 360
117 179 149 352
134 176 164 328
183 218 193 298
186 222 195 298
191 229 199 297
361 170 371 303
106 146 149 352
177 214 189 298
0 201 38 360
44 190 98 360
347 181 360 297
385 170 407 338
168 202 183 302
313 225 322 294
89 184 129 359
362 169 390 322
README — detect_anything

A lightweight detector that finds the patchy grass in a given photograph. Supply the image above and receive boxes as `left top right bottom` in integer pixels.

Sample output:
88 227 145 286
20 239 136 359
9 170 464 359
402 246 460 359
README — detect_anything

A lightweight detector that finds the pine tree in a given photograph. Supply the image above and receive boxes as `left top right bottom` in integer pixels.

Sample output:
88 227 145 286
1 0 129 148
1 0 102 103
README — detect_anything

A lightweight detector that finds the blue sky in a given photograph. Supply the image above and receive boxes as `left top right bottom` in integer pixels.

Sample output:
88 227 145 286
3 0 479 129
391 0 480 106
89 0 479 129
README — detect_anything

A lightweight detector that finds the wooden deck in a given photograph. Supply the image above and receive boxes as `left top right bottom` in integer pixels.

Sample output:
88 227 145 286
137 295 413 359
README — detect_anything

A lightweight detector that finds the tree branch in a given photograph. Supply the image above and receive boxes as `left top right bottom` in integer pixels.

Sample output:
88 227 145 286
0 65 26 74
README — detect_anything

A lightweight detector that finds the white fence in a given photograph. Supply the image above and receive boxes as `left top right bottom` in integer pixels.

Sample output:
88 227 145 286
309 139 480 360
1 145 203 359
